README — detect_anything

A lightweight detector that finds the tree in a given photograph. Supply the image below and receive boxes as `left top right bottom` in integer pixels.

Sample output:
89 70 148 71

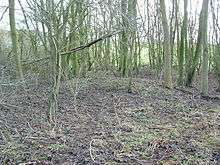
200 0 209 96
159 0 172 88
119 0 129 77
211 0 220 92
185 0 209 88
9 0 24 79
178 0 188 86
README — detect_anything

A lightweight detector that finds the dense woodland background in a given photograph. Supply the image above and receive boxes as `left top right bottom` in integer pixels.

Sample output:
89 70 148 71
0 0 220 164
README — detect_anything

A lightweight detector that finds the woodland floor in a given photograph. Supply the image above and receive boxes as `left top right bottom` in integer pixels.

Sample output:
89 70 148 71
0 68 220 165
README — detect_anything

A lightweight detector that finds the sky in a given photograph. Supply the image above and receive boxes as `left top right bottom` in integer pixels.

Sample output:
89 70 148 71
0 0 215 31
0 0 24 29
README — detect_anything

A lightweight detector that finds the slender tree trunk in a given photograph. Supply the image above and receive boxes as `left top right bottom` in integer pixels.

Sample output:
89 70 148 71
178 0 188 86
159 0 172 88
217 52 220 91
211 0 220 92
48 36 61 124
127 0 137 92
185 0 209 87
9 0 23 79
120 0 129 77
200 0 209 96
46 0 62 125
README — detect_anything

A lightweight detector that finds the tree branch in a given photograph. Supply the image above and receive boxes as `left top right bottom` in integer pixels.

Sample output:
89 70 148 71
22 30 121 65
60 30 121 55
0 7 9 22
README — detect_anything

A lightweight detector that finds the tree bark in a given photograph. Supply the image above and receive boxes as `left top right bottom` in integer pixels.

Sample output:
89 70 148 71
178 0 188 86
201 0 209 96
159 0 172 88
9 0 23 79
120 0 129 77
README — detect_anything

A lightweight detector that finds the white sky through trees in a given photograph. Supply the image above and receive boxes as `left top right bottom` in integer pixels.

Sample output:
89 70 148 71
0 0 201 29
0 0 218 38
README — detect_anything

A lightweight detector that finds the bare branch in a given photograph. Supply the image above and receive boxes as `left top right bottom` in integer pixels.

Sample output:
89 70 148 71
61 30 121 55
21 30 121 65
0 6 9 22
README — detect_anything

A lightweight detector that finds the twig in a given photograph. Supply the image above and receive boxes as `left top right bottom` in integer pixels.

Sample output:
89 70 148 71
0 102 21 109
0 6 8 22
89 139 100 164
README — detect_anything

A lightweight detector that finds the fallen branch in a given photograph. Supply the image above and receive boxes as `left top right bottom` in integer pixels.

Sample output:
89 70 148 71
61 30 121 55
201 95 220 101
174 86 194 95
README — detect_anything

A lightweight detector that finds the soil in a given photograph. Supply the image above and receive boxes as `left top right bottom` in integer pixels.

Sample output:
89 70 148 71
0 69 219 165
